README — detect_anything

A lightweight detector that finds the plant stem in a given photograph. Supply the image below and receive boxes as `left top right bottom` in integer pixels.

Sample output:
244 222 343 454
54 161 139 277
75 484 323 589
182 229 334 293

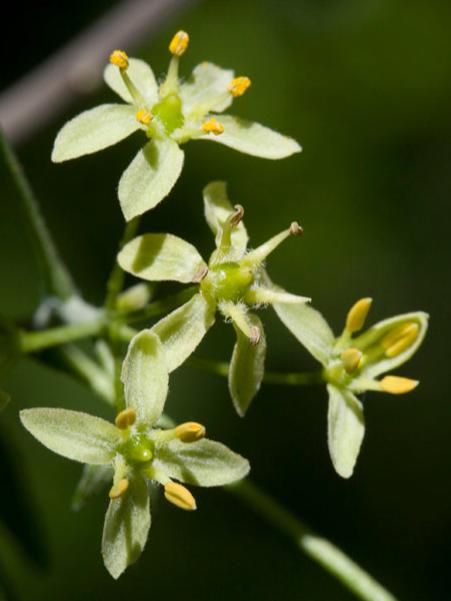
126 286 198 323
19 318 106 353
104 217 140 311
188 356 323 386
0 130 75 300
227 479 398 601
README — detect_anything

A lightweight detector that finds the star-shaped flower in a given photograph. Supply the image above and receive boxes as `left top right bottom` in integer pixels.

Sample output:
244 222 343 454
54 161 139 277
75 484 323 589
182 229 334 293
118 181 310 415
274 298 428 478
51 32 301 221
20 330 249 578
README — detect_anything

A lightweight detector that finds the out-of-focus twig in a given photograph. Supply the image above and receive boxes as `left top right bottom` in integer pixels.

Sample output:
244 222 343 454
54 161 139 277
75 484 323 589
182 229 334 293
0 0 197 145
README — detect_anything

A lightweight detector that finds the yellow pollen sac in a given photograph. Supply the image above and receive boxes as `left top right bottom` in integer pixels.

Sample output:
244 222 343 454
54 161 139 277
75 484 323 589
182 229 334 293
228 76 252 97
379 375 419 395
341 347 362 374
175 422 206 443
109 478 129 499
381 323 419 358
345 297 373 334
169 31 189 56
115 408 137 430
110 50 129 70
164 481 197 511
202 117 224 135
135 109 153 126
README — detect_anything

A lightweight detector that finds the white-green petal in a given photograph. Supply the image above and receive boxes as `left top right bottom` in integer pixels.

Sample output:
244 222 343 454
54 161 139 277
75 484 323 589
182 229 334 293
229 314 266 417
102 475 150 579
155 438 250 486
20 408 121 464
199 115 302 159
118 234 207 284
203 181 248 259
327 385 365 479
51 104 140 162
180 62 234 118
72 464 113 511
354 312 429 378
119 138 184 221
103 58 158 106
152 293 215 372
274 302 335 366
121 330 168 426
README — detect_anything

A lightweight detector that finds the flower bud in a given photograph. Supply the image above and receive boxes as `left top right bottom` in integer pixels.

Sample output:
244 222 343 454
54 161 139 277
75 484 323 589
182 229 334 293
164 481 197 511
345 298 373 334
109 50 129 70
175 422 206 443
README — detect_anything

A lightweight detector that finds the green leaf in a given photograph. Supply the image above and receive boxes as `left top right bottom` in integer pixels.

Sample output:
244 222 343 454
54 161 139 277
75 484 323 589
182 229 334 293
273 302 334 366
155 438 250 486
229 314 266 416
354 311 429 378
152 293 215 372
103 58 159 105
203 181 248 259
121 330 168 426
199 115 302 159
119 138 184 221
51 104 140 162
180 62 234 117
327 385 365 479
20 408 121 464
102 475 150 579
118 233 207 283
72 464 113 511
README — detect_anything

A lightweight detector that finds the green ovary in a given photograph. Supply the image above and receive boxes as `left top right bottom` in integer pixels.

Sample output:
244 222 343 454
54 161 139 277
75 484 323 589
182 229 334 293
120 433 154 465
202 262 254 303
152 93 184 134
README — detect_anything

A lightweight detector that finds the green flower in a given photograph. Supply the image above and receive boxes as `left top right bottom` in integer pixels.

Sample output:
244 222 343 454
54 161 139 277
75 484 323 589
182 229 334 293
274 298 428 478
51 32 301 221
118 181 310 416
20 330 249 578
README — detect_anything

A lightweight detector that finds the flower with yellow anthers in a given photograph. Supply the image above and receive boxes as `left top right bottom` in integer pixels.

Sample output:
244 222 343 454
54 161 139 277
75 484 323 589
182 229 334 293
20 331 249 579
51 31 301 222
274 297 428 478
117 181 310 417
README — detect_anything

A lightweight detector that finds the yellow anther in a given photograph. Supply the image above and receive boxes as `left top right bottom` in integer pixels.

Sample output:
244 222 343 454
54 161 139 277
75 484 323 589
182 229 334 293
202 117 224 135
381 322 419 357
115 408 137 430
345 298 373 334
109 478 129 499
228 76 252 98
169 31 189 56
164 481 197 511
341 348 362 374
110 50 129 70
379 375 419 395
175 422 206 443
135 109 152 126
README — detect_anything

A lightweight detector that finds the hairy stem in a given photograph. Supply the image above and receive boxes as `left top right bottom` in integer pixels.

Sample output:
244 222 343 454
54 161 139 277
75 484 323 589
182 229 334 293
0 131 75 300
188 356 323 386
227 479 398 601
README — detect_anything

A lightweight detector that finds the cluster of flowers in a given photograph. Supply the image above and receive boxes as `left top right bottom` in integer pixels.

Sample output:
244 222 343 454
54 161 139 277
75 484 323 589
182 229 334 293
19 32 428 578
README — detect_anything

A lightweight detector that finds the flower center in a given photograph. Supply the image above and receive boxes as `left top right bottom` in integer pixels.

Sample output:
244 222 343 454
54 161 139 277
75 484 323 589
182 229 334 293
152 93 184 134
119 433 154 465
201 262 254 303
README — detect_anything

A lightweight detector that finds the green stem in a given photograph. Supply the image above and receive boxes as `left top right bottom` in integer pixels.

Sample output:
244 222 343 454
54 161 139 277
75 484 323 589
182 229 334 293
104 217 140 311
227 479 398 601
188 356 323 386
19 318 105 353
0 130 75 300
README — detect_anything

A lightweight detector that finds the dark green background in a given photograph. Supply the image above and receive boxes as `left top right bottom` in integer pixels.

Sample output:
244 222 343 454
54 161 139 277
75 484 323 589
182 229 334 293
0 0 450 599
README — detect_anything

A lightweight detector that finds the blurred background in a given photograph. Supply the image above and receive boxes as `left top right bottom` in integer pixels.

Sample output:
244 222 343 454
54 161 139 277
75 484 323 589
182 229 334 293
0 0 450 599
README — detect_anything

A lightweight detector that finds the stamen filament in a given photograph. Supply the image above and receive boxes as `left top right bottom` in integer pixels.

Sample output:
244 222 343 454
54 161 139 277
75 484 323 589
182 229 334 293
242 223 302 266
